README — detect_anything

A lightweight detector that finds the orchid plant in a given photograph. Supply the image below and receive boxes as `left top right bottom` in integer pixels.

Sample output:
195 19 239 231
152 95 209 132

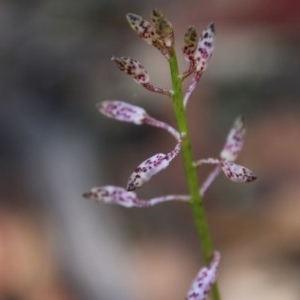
83 10 256 300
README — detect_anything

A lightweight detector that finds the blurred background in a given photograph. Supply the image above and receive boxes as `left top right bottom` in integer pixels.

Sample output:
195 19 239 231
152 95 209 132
0 0 300 299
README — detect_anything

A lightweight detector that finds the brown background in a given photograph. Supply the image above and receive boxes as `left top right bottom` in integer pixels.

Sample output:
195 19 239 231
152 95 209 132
0 0 300 299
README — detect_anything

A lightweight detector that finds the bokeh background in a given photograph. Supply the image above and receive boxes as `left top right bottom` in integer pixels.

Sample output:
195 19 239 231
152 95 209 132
0 0 300 299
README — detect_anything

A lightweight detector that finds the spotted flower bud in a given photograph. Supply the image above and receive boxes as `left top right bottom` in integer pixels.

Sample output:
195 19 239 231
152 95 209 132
220 116 245 162
194 23 215 72
97 100 180 140
151 9 174 48
83 185 190 208
186 251 220 300
83 186 141 208
126 13 158 46
97 100 146 125
112 57 150 85
194 116 256 194
126 12 173 59
127 141 181 191
183 23 215 106
221 161 257 183
195 158 256 184
183 26 198 62
112 56 171 96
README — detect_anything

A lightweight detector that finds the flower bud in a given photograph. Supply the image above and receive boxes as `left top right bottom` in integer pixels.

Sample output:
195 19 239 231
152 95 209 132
151 9 174 48
221 161 257 183
186 251 220 300
97 100 146 125
183 26 198 62
126 13 158 45
112 56 150 84
83 186 140 208
194 23 215 72
220 116 246 162
126 12 171 58
127 141 181 191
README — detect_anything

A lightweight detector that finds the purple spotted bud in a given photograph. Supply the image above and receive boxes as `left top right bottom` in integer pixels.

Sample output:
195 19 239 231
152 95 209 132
97 101 146 125
112 57 150 84
127 141 181 191
186 251 220 300
220 116 246 162
83 185 190 208
97 100 180 140
112 56 171 96
126 12 172 59
194 23 215 72
183 23 215 106
126 13 158 46
195 116 256 193
195 158 256 184
221 161 257 183
83 186 142 208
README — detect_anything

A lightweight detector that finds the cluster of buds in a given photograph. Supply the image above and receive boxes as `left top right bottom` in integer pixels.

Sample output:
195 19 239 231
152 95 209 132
83 10 256 300
84 103 256 205
195 116 257 196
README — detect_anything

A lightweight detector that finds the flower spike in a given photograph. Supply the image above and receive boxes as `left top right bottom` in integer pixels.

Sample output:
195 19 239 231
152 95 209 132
83 185 190 208
126 140 182 191
97 100 180 140
186 251 221 300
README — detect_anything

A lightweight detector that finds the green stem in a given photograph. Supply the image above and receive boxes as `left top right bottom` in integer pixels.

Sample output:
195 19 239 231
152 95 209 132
168 53 221 300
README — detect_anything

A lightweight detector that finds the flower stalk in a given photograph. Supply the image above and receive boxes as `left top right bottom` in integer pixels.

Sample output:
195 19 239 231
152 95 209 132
168 52 221 300
84 10 257 300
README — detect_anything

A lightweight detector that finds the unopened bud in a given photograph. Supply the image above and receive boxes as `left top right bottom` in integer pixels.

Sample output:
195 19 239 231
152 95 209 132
127 141 181 191
151 9 174 48
221 161 257 183
220 116 245 162
194 23 215 72
112 56 150 84
186 251 221 300
126 13 158 45
183 26 198 62
97 100 146 125
83 186 140 208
